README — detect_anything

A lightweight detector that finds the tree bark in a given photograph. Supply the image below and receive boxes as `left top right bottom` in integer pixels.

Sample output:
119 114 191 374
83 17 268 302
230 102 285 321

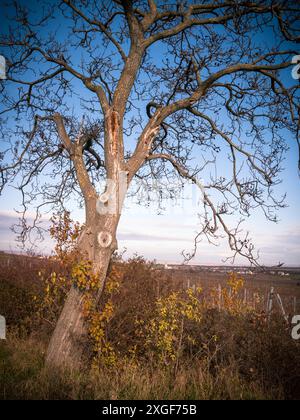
45 212 119 369
45 285 89 369
46 106 128 369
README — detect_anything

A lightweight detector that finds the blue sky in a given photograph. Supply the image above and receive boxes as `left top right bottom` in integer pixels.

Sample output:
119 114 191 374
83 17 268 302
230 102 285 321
0 154 299 265
0 1 299 266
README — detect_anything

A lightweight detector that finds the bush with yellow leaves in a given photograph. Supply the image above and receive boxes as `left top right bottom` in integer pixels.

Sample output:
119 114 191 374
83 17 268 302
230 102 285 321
143 287 203 366
35 211 123 367
209 272 258 315
83 266 122 368
34 213 270 373
34 212 81 327
49 211 82 264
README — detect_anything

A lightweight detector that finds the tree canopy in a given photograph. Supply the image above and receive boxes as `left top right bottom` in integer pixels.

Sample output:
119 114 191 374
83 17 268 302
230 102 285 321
0 0 299 264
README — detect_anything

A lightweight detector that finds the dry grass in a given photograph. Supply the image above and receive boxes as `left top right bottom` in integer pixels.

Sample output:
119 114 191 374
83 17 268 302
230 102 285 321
0 254 300 400
0 334 281 400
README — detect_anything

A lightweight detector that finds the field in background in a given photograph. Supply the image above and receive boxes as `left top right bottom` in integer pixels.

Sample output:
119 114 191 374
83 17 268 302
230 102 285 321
1 251 300 400
1 250 300 290
1 251 300 324
164 265 300 317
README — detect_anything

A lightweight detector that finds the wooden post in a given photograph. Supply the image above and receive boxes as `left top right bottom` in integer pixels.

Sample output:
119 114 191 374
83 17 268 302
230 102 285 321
253 293 256 311
267 287 274 322
0 315 6 340
276 293 289 324
243 288 247 305
218 284 222 312
293 297 297 315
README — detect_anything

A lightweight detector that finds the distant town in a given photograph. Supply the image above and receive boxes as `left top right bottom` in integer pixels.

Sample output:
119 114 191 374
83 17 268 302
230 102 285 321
1 250 299 278
159 263 300 277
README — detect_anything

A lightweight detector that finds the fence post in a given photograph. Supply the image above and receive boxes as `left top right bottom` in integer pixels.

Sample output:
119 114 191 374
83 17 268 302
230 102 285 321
253 293 256 311
218 284 222 312
243 288 247 305
0 315 6 340
276 293 289 324
267 287 274 322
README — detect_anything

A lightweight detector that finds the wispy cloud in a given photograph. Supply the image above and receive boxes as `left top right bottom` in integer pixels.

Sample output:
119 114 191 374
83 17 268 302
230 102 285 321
0 209 299 265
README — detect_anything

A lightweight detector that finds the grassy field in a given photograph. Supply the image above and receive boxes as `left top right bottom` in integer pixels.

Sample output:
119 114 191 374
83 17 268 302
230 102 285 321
169 267 300 315
1 252 300 400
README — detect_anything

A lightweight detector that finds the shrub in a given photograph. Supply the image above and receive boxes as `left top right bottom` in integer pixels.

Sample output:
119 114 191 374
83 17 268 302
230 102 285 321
1 213 299 399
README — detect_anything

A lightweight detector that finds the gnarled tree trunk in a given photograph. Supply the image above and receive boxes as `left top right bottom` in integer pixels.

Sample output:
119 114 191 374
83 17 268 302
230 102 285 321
46 105 129 369
45 208 120 368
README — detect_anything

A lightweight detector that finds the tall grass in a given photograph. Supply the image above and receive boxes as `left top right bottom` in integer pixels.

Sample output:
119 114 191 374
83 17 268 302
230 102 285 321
1 254 300 400
0 334 282 400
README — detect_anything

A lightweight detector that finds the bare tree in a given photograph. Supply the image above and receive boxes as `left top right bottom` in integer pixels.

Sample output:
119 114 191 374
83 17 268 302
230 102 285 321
0 0 299 367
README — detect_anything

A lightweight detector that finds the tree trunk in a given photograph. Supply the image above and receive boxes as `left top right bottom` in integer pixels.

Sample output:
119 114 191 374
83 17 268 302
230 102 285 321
45 285 89 369
45 213 118 369
46 109 127 369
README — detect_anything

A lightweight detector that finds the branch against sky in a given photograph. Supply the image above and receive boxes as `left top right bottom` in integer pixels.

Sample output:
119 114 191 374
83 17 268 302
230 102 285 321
0 0 299 263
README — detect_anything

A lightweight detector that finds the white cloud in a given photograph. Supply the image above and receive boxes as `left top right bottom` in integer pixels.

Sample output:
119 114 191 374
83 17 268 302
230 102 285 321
0 207 299 266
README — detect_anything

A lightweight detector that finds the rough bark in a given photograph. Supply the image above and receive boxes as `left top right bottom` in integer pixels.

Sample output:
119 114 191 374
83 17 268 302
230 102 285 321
45 285 89 369
45 213 118 369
